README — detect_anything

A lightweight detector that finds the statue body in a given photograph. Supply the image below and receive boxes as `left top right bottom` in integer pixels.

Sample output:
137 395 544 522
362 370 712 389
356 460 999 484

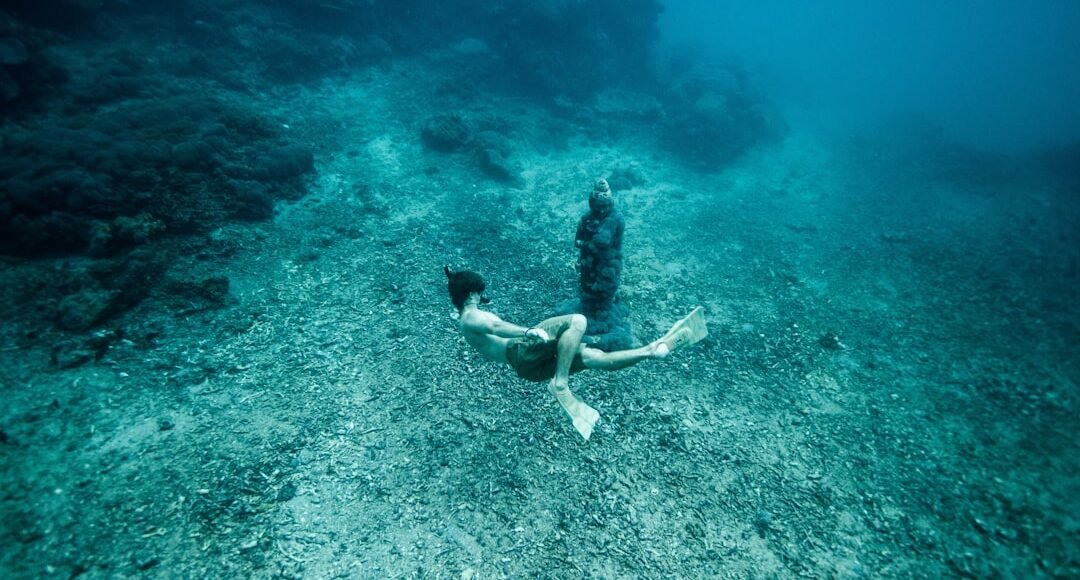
576 184 623 305
560 179 633 351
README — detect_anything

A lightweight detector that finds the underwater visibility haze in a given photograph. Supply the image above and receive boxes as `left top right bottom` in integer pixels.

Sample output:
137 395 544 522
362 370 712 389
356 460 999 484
0 0 1077 577
663 0 1080 152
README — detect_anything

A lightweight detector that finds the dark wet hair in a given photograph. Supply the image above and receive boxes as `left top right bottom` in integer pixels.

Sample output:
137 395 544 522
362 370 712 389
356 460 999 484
445 266 486 311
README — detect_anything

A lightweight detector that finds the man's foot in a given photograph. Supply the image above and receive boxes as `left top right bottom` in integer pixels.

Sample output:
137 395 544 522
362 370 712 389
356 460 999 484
549 380 600 441
656 307 708 355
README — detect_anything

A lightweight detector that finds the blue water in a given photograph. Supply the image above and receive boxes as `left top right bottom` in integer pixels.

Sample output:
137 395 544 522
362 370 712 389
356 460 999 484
0 1 1077 577
662 0 1080 152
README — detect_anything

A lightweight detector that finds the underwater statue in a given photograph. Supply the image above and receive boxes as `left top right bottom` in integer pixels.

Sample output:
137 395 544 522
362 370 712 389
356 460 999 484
562 178 633 351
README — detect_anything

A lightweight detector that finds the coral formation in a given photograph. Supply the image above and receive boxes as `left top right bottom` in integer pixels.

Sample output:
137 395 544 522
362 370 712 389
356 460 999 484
421 115 524 186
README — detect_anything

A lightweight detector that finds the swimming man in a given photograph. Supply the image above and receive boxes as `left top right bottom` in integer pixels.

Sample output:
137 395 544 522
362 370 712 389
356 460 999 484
445 266 707 440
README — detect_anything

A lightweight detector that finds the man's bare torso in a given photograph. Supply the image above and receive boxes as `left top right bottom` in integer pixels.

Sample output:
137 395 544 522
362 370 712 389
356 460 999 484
459 308 510 364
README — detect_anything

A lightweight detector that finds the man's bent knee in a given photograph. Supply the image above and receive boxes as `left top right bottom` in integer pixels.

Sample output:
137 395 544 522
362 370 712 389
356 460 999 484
570 314 587 332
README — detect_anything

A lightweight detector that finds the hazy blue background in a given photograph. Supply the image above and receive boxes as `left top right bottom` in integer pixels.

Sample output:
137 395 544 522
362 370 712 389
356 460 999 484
660 0 1080 152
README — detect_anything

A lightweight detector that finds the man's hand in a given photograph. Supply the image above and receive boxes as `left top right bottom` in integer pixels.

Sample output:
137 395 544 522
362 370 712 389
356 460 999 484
524 327 550 341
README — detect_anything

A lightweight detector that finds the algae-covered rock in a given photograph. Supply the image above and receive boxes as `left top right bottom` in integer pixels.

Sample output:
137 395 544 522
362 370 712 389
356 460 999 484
421 113 472 152
88 213 165 256
473 130 523 187
56 287 120 331
475 147 522 188
162 276 230 312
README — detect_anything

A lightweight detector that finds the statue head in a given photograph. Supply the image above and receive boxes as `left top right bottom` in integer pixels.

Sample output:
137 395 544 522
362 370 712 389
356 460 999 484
588 178 613 215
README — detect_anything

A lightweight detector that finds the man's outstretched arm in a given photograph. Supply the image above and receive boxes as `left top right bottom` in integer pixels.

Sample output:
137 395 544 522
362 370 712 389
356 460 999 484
461 310 548 339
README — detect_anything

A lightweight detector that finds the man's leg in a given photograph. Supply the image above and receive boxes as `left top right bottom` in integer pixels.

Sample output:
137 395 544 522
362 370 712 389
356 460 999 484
546 314 600 440
551 314 587 384
579 341 665 371
580 307 709 371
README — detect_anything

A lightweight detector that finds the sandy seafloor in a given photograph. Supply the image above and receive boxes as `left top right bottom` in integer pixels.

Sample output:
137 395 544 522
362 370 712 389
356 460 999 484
2 53 1079 578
